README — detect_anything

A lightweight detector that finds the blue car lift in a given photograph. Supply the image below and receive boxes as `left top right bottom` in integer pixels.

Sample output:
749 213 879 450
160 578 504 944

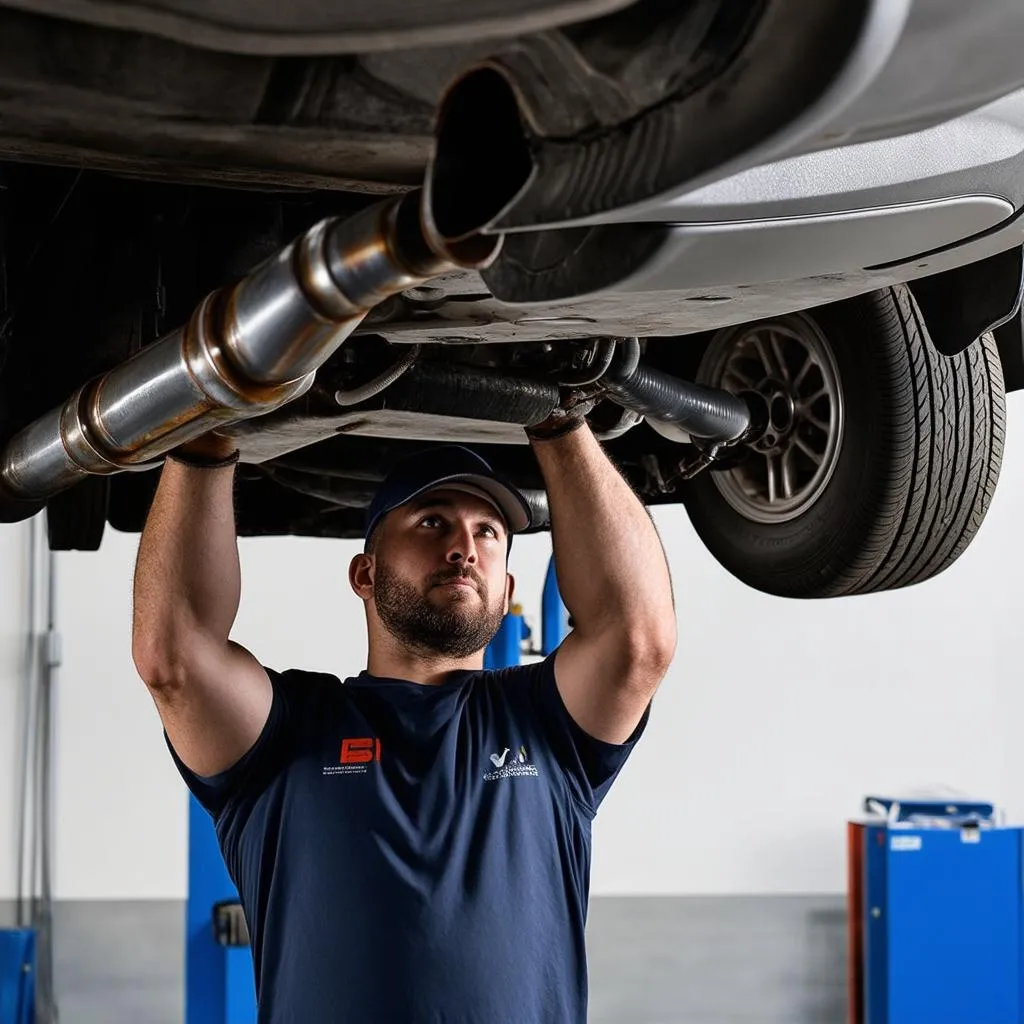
185 799 256 1024
185 554 569 1023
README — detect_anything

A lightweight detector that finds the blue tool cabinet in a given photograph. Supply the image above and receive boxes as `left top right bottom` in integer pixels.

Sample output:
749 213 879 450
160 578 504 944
0 928 35 1024
849 804 1023 1024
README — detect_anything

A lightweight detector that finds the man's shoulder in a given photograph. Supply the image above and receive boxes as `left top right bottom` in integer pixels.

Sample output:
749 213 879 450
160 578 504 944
265 666 344 705
470 657 556 704
267 665 342 684
487 656 555 681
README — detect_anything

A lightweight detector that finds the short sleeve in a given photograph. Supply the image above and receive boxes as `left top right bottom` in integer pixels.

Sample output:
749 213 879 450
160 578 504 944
516 654 651 819
164 667 298 821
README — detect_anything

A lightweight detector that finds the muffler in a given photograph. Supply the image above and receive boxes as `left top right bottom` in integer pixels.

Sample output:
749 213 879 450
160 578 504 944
0 190 501 518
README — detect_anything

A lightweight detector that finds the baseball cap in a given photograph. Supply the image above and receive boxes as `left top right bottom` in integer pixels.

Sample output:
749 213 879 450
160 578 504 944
364 445 533 546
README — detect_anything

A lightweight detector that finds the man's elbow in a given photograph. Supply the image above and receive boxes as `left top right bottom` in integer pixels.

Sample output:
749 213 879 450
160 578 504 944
621 617 677 687
132 625 198 695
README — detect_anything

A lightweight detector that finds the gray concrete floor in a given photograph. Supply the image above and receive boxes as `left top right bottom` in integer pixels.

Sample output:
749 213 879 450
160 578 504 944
3 895 848 1023
587 896 847 1024
53 901 183 1024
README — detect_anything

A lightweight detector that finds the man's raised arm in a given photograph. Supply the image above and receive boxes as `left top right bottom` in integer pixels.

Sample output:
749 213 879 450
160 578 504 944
529 423 676 744
131 437 271 778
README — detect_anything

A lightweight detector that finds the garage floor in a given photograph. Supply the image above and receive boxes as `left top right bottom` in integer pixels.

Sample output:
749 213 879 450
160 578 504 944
52 901 182 1024
18 895 847 1023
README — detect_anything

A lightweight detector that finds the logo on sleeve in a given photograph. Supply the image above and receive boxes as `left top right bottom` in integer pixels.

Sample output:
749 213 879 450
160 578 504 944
323 737 381 776
484 744 538 782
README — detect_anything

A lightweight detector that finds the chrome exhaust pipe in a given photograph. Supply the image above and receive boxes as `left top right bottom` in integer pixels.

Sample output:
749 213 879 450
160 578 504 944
0 190 501 514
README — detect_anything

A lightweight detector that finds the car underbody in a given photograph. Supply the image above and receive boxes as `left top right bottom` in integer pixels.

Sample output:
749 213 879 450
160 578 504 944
1 0 1023 598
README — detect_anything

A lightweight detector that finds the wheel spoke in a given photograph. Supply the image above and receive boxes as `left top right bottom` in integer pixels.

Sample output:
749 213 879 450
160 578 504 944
793 351 816 390
795 436 824 465
725 365 758 390
803 384 829 405
770 333 790 381
781 448 796 499
753 336 780 380
766 455 778 504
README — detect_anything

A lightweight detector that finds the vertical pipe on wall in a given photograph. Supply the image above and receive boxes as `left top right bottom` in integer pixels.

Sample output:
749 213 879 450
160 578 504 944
15 518 38 929
15 516 60 1022
34 535 59 1022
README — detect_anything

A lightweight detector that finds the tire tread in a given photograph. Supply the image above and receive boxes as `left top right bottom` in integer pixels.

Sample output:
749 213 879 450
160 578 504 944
682 283 1006 598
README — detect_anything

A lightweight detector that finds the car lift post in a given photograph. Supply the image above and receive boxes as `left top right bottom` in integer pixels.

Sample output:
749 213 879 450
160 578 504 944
484 554 568 669
186 795 255 1024
185 555 567 1023
540 555 570 657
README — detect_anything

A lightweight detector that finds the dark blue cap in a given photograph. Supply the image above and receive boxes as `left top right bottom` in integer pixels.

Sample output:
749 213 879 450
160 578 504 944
365 445 532 545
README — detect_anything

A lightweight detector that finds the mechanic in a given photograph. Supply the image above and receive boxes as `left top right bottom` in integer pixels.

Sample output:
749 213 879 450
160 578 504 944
130 403 677 1024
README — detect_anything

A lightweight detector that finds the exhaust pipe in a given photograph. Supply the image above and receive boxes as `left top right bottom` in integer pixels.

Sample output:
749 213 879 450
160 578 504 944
0 190 501 518
600 338 759 445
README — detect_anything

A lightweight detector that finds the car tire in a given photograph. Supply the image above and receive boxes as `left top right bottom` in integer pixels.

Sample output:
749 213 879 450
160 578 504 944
46 476 109 551
681 284 1005 599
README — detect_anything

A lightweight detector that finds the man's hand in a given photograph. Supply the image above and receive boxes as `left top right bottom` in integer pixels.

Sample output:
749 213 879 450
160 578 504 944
525 390 598 442
528 423 676 745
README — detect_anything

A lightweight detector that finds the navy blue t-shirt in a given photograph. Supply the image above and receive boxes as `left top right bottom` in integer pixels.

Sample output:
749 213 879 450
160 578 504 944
168 653 649 1023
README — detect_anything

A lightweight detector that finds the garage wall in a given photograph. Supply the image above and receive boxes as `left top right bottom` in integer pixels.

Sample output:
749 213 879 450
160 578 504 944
0 393 1020 901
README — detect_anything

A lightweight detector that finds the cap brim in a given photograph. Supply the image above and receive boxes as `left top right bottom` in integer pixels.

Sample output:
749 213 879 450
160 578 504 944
406 473 532 533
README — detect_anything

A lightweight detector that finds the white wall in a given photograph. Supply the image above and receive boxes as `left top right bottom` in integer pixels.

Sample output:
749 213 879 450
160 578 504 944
1 394 1022 900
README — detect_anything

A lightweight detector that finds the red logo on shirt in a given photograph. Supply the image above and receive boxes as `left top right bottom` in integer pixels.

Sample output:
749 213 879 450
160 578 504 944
340 737 381 764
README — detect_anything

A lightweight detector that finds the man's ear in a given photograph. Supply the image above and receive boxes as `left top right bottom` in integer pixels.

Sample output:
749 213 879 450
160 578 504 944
349 553 375 601
504 572 516 615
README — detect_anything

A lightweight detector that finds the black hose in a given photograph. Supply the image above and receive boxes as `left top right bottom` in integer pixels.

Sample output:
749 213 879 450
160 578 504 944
600 338 751 443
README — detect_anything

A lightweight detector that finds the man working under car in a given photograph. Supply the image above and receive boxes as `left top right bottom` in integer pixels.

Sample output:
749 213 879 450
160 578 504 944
131 401 677 1024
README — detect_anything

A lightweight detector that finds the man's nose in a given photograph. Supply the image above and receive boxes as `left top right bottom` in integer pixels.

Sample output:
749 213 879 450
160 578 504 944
446 522 478 564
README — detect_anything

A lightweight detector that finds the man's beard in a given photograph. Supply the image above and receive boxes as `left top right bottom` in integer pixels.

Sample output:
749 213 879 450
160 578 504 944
372 560 506 658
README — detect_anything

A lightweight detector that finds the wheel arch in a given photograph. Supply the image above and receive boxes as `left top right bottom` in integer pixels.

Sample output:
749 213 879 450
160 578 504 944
907 246 1024 392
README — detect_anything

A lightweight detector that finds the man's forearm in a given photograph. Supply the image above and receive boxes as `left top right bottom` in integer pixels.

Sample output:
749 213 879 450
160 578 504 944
132 450 242 666
529 425 674 644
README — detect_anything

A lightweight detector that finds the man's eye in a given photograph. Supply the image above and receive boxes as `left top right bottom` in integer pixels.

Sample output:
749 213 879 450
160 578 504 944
479 523 499 539
419 515 443 528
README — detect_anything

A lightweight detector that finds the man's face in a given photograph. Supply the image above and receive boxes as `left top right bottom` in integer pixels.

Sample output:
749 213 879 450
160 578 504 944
366 487 513 658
